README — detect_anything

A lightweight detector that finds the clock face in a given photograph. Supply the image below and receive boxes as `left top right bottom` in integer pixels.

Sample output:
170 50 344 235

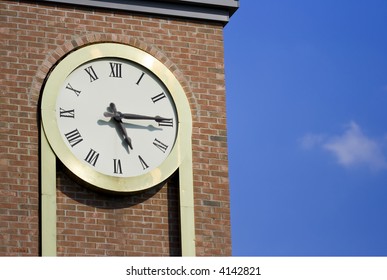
56 57 178 178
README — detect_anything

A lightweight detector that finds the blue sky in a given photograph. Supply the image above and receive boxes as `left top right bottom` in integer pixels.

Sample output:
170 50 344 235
224 0 387 256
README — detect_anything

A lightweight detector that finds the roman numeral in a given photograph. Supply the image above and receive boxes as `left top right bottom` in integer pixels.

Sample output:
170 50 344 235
158 118 173 127
84 66 99 82
64 129 83 147
65 83 81 96
109 62 122 78
59 108 75 118
138 155 149 170
153 138 168 153
84 148 99 166
136 72 145 85
151 92 166 103
113 159 122 174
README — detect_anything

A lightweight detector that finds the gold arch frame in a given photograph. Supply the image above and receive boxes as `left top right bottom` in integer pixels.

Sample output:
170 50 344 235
40 43 195 256
41 43 191 193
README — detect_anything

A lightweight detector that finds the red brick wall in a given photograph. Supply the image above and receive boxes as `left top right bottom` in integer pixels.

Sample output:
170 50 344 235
0 0 230 256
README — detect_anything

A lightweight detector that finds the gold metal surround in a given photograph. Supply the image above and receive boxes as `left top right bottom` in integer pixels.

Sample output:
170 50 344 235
41 43 192 193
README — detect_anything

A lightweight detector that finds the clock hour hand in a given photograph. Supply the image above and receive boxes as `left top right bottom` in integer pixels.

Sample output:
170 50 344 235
106 102 122 122
117 120 133 150
104 103 133 150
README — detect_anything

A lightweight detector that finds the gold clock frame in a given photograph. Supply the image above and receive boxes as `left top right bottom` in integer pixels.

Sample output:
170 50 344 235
40 43 195 255
41 43 190 193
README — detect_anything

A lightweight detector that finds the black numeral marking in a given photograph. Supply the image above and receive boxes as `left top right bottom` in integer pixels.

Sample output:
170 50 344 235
84 66 99 82
153 138 168 153
151 92 166 103
64 129 83 147
84 148 99 166
158 119 173 127
113 159 122 174
136 72 145 85
109 62 122 78
138 155 149 170
66 83 81 96
59 108 75 118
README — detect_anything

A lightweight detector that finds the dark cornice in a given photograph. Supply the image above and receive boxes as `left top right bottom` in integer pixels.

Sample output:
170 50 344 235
38 0 239 25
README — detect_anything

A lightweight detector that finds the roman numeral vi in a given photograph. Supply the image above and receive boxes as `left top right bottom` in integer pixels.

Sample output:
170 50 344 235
113 159 122 174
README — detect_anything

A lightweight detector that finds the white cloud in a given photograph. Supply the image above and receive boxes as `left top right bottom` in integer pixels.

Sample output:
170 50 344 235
300 133 326 150
301 121 387 170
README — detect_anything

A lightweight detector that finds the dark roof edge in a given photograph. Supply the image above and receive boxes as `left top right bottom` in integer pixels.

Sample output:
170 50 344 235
38 0 239 25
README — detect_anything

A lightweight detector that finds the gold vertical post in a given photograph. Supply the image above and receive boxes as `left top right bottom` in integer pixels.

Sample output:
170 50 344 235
179 144 196 256
41 124 57 256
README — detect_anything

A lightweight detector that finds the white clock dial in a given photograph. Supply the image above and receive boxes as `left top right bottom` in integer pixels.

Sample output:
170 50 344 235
56 57 178 177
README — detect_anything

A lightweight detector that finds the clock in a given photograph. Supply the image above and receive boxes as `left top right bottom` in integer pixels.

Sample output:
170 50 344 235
41 43 191 193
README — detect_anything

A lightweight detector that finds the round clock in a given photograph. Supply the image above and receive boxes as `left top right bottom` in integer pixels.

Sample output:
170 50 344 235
41 43 191 193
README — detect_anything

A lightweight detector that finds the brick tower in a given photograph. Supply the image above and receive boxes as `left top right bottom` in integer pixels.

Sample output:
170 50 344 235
0 0 238 256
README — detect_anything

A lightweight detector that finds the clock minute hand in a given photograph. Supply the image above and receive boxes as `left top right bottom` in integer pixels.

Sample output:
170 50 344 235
120 113 171 123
